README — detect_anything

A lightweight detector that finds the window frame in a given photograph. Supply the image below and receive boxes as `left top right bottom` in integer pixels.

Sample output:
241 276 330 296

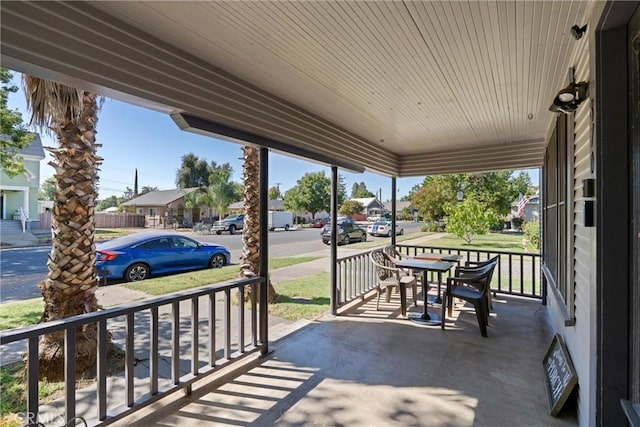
543 113 576 325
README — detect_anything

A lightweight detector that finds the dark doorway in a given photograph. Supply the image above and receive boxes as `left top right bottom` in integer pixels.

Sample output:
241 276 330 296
628 4 640 403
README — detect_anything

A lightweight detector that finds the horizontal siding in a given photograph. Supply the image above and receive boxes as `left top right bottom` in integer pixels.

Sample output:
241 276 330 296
569 34 593 427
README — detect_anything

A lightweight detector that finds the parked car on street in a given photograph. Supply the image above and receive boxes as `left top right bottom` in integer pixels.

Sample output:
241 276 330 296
211 214 244 235
96 232 230 282
309 218 327 228
367 221 404 237
321 222 367 245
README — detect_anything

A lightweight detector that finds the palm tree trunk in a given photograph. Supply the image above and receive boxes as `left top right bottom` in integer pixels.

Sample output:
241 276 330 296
240 146 277 303
36 91 105 380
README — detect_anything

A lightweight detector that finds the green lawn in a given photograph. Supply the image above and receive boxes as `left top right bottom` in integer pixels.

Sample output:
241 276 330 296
0 298 42 331
123 256 320 295
270 272 330 321
425 232 537 253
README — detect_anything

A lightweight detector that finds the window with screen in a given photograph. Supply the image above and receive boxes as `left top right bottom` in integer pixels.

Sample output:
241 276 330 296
543 114 573 320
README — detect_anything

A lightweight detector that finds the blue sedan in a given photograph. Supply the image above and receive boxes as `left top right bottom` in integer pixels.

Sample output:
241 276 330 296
96 232 230 282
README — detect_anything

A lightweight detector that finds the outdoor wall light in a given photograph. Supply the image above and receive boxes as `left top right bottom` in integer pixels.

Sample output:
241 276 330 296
570 24 587 40
549 81 589 114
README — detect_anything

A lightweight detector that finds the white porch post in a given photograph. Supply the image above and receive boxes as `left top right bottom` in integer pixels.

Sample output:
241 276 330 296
23 189 29 217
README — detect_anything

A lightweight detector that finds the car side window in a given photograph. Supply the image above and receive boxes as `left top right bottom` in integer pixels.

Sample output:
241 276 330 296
137 238 172 250
173 237 198 249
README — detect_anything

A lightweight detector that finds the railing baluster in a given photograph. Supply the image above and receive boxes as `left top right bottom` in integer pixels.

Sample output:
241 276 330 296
497 255 502 291
27 337 38 420
65 328 76 422
150 307 158 395
532 254 537 296
238 285 245 353
508 254 513 293
98 320 108 419
224 288 231 360
191 297 199 374
126 313 135 406
171 302 180 385
520 254 524 294
251 283 257 346
209 292 216 366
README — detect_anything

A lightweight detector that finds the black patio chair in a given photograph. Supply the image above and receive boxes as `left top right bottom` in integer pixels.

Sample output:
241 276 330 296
456 255 500 309
441 260 497 337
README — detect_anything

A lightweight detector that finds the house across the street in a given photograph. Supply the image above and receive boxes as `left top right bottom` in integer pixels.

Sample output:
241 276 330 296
121 188 207 227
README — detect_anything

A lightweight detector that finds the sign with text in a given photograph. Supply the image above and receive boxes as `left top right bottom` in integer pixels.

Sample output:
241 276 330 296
543 334 578 416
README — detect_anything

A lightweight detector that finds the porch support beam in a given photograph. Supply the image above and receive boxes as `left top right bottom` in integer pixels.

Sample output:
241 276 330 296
391 177 397 247
330 166 338 315
259 147 269 355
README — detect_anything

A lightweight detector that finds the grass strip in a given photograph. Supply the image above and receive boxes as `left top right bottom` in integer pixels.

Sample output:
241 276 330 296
0 298 42 331
122 256 320 296
270 272 330 321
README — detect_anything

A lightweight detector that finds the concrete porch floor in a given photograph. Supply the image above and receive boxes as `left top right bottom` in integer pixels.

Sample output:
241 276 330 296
116 293 577 426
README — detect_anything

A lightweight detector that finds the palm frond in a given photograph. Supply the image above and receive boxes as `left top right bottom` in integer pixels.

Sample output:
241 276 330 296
22 75 84 130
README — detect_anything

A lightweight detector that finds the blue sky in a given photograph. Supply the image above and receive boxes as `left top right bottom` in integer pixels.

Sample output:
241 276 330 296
7 74 538 201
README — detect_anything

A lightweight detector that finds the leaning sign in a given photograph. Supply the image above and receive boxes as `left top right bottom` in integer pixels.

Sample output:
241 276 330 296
543 334 578 416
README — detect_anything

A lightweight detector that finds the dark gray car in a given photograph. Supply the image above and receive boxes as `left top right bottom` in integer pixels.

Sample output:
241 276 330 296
321 222 367 245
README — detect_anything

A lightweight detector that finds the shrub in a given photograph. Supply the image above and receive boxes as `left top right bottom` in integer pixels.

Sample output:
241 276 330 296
524 218 540 251
511 217 524 230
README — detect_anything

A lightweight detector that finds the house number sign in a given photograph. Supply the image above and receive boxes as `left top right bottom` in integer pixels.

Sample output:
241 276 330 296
543 334 578 416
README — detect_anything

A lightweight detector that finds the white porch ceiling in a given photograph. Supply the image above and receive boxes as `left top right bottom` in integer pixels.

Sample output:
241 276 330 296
0 1 593 176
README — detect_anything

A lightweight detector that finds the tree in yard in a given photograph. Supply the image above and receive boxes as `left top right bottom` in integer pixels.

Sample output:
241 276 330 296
444 198 496 244
350 182 374 198
197 163 239 219
268 185 282 201
293 171 331 219
240 146 277 303
1 68 34 177
411 176 455 222
283 186 304 224
23 75 108 380
38 176 57 201
175 153 211 188
96 195 121 212
338 200 364 217
133 168 139 197
139 185 159 195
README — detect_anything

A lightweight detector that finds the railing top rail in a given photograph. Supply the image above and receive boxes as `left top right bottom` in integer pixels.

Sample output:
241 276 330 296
0 276 262 344
336 250 374 263
395 244 540 257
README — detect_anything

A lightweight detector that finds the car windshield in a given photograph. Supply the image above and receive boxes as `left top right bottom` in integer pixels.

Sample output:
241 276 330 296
223 215 239 220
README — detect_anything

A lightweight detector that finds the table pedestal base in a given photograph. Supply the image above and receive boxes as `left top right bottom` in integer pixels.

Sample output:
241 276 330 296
408 311 441 326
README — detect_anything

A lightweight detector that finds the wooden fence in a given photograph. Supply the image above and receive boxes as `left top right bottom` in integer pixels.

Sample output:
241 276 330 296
37 212 145 229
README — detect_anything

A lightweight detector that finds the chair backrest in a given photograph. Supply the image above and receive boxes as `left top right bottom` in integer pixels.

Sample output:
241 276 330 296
382 245 404 262
453 260 497 294
370 249 396 282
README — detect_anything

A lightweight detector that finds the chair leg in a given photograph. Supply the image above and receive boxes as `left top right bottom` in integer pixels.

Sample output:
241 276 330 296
441 292 446 330
411 283 417 306
385 287 392 303
376 288 381 311
399 284 407 316
474 301 488 337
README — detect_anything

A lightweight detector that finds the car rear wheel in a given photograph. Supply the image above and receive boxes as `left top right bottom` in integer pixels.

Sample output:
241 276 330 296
361 234 367 242
284 224 290 231
229 225 236 235
209 254 226 268
125 263 149 282
399 229 404 235
216 231 221 235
